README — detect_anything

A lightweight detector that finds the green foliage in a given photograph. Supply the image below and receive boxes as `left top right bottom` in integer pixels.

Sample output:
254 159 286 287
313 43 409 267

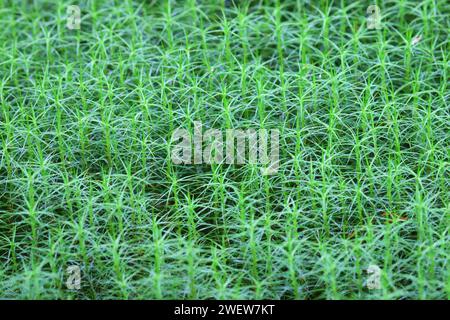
0 0 448 299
